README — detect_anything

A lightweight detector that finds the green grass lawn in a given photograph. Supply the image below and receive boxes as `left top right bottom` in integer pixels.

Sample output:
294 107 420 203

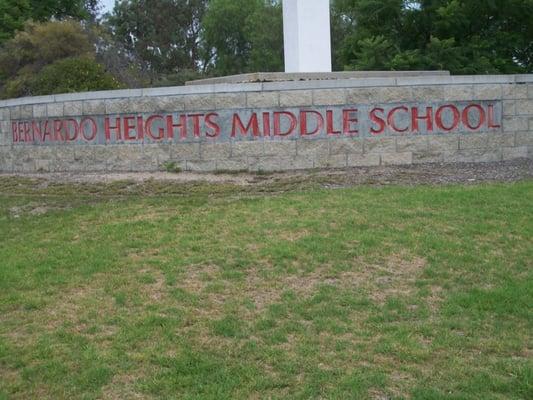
0 177 532 399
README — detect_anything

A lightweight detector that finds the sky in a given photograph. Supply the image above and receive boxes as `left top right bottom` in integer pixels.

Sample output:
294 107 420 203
100 0 115 14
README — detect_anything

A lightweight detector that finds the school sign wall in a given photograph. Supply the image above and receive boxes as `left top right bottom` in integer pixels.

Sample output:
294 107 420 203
0 74 531 172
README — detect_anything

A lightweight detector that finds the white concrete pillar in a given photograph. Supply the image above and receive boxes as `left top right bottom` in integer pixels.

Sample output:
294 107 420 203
283 0 332 73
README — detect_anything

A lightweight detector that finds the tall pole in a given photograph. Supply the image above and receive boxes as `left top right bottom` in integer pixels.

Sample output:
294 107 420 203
283 0 332 73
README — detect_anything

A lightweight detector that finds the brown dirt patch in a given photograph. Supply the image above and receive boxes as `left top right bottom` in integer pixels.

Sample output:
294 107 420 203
2 159 532 190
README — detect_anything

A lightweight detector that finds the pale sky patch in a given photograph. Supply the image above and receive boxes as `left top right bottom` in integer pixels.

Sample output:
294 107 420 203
100 0 116 14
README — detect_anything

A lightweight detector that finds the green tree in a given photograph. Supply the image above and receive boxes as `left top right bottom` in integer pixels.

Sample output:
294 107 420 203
202 0 283 76
245 1 284 73
0 20 93 78
28 56 121 95
333 0 533 73
108 0 209 82
0 20 120 98
0 0 30 43
0 0 97 43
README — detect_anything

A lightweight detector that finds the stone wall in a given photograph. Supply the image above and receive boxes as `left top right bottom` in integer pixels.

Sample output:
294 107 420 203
0 74 532 173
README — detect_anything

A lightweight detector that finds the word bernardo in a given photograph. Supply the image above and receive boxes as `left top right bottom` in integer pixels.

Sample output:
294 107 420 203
12 102 501 144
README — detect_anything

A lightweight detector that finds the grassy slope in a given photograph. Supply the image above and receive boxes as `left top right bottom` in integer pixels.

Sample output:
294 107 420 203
0 178 532 399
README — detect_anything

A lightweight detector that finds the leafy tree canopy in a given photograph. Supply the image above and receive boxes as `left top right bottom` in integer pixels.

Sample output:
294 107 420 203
0 20 119 98
108 0 209 83
333 0 533 73
201 0 283 76
0 0 97 43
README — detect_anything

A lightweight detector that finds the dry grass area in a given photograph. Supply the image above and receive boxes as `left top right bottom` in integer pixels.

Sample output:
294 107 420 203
0 175 531 399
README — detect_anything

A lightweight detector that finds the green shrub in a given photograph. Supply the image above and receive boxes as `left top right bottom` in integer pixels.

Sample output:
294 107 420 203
162 161 182 174
30 56 122 95
2 56 122 98
0 20 123 98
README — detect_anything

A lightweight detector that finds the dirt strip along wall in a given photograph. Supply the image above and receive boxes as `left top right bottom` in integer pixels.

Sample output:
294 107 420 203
0 75 532 173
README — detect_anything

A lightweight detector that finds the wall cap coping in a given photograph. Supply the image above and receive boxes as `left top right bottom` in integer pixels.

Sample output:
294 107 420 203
1 74 532 108
185 71 451 85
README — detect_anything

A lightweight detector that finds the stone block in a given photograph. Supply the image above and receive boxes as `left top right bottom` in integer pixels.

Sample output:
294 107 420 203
297 140 329 156
183 95 216 111
502 84 528 100
52 148 80 172
263 140 297 157
142 143 169 160
54 146 77 163
503 100 515 116
346 153 380 167
20 105 33 119
34 146 55 160
502 146 528 160
64 101 83 116
348 86 412 103
381 152 412 165
528 84 533 99
410 86 446 102
363 137 395 153
33 104 47 118
215 93 246 109
0 137 7 147
145 145 169 170
396 136 428 152
153 96 185 112
1 121 10 135
135 158 160 172
64 160 89 173
503 116 528 132
0 149 12 172
459 133 514 150
232 141 264 157
515 132 533 146
427 135 459 152
373 86 413 103
76 147 108 172
250 156 314 172
12 156 36 173
216 158 248 172
169 142 201 160
314 154 347 168
313 89 346 106
83 100 106 115
346 88 374 104
246 92 279 108
443 85 474 101
105 146 143 171
34 159 51 172
279 90 313 107
129 97 159 113
516 100 533 115
105 99 132 114
186 159 216 172
473 84 502 100
131 149 160 172
9 106 21 120
201 142 231 159
444 149 502 163
47 103 64 117
139 144 169 170
329 138 363 155
0 108 9 120
412 151 444 164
